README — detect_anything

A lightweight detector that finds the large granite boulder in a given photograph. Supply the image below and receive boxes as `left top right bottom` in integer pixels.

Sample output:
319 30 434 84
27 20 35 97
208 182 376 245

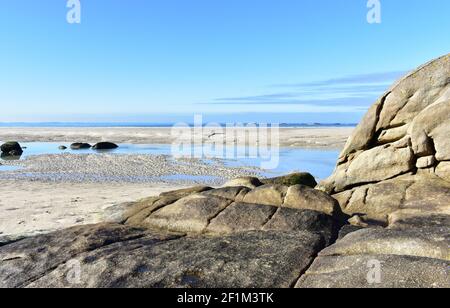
319 54 450 227
293 55 450 289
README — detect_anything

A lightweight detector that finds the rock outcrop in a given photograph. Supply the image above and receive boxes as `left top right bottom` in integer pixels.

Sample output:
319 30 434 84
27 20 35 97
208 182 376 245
319 54 450 227
111 184 343 244
296 54 450 288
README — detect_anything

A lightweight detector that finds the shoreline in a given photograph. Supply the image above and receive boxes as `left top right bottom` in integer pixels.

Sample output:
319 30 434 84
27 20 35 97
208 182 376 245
0 127 353 150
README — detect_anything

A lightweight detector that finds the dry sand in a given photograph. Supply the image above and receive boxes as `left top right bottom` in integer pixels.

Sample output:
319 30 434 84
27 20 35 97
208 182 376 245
0 127 353 240
0 180 190 241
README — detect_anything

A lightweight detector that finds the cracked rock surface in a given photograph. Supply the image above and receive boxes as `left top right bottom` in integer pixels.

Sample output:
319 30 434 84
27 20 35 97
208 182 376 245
1 224 327 288
296 227 450 288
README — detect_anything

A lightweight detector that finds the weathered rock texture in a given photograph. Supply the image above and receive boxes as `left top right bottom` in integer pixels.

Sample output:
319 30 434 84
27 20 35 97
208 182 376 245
115 184 342 243
0 224 324 288
320 54 450 227
296 227 450 288
293 54 450 288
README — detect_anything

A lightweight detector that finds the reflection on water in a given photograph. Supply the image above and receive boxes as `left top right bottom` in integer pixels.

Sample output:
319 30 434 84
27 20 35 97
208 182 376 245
0 165 22 172
0 142 339 180
0 154 22 161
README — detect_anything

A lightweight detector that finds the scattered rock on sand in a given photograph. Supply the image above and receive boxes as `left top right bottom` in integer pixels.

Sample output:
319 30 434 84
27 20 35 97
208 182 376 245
0 142 23 157
92 142 119 150
70 143 92 150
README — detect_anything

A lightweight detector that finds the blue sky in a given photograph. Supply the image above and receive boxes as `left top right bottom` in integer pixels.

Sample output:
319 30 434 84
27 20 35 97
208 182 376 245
1 0 449 123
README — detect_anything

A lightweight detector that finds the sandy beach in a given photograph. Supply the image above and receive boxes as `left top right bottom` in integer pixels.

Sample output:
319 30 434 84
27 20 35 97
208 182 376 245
0 127 352 240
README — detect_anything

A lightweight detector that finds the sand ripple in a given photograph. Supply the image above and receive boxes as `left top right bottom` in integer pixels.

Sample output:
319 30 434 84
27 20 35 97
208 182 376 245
0 153 262 186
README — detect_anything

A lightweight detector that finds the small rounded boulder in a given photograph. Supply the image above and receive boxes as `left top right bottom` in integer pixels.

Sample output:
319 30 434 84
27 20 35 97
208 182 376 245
1 141 23 157
70 143 92 150
92 142 119 150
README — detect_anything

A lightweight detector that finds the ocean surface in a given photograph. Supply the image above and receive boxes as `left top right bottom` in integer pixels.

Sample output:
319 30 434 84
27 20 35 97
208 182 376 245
0 142 339 180
0 122 357 128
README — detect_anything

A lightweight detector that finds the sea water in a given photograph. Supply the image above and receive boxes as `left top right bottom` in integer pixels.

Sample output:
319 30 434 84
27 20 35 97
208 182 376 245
0 142 339 180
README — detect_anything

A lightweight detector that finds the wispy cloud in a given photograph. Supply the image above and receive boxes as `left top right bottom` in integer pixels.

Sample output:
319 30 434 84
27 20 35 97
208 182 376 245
207 70 409 109
271 71 408 88
212 96 379 107
215 93 298 102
